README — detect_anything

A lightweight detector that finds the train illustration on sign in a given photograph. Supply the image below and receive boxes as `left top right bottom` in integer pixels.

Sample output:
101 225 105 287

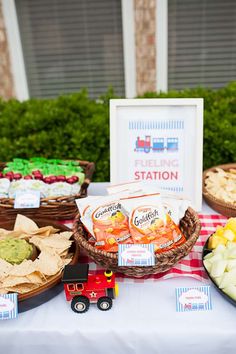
135 136 179 153
62 264 118 313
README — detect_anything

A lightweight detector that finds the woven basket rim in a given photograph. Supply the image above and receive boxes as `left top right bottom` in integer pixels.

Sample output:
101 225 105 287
0 217 79 301
73 207 201 262
203 163 236 212
0 159 95 206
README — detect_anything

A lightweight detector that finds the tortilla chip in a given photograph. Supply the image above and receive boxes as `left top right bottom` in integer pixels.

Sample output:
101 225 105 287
9 260 36 277
0 259 13 280
29 236 58 255
59 231 73 240
30 235 72 256
29 236 44 249
3 275 32 287
41 235 72 250
14 214 38 233
60 250 70 258
62 257 73 266
29 226 60 237
0 228 11 236
4 230 26 239
26 271 45 284
35 251 63 276
5 283 39 294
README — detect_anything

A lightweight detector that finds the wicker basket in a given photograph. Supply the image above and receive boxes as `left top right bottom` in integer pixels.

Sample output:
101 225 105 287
0 217 79 312
203 163 236 217
73 207 201 277
0 160 95 220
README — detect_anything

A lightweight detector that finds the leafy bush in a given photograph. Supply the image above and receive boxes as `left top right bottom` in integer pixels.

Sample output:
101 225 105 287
141 82 236 170
0 83 235 181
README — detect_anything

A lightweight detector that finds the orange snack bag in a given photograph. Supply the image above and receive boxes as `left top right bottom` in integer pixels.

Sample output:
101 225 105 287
91 201 132 252
121 194 176 253
162 199 186 246
81 195 132 252
165 213 185 247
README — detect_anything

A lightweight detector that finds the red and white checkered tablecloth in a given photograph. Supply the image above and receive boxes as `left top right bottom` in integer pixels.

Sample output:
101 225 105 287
62 214 227 283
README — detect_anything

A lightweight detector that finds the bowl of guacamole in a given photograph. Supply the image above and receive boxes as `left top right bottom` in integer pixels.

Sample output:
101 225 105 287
0 238 35 264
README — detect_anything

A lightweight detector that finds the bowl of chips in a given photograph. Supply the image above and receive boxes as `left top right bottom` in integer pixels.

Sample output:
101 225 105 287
203 163 236 217
0 214 79 312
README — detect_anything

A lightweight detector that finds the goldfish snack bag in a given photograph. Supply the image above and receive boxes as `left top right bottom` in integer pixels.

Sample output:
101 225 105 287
81 196 132 252
76 196 100 217
92 202 132 252
162 198 186 246
121 194 176 253
77 197 101 245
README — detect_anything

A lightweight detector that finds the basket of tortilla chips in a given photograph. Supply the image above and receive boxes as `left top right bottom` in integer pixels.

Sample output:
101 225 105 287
0 214 79 312
203 163 236 217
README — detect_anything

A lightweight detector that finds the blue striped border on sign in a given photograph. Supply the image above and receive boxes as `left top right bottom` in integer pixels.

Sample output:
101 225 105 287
129 120 184 130
0 293 18 320
175 286 212 312
161 186 184 193
118 244 155 267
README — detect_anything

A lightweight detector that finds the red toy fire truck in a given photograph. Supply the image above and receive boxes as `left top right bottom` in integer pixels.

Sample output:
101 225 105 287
62 264 118 313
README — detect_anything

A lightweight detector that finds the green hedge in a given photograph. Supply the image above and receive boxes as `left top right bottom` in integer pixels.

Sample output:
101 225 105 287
0 83 235 181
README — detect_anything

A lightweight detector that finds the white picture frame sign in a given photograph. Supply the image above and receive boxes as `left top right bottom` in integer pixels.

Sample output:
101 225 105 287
110 98 203 211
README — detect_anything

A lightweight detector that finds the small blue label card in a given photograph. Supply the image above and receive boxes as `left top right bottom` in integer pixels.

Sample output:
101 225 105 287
14 190 40 209
0 293 18 320
175 286 212 312
118 244 155 267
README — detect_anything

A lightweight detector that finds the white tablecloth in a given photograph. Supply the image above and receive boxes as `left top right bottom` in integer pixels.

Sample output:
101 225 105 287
1 183 236 354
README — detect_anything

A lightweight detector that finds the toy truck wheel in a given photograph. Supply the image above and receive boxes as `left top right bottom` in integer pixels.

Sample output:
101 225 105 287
97 297 112 311
71 296 90 313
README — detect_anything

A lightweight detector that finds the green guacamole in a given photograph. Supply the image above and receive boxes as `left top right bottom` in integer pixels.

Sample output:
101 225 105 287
0 238 33 264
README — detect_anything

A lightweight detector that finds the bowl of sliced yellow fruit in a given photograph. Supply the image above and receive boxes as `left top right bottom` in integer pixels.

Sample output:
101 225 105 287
202 218 236 306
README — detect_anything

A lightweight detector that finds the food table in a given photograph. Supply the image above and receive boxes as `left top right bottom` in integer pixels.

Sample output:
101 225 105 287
1 183 236 354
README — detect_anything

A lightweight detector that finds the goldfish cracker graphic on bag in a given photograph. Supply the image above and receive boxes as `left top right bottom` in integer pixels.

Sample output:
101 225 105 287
80 194 133 252
121 194 176 253
130 205 175 253
91 201 132 252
